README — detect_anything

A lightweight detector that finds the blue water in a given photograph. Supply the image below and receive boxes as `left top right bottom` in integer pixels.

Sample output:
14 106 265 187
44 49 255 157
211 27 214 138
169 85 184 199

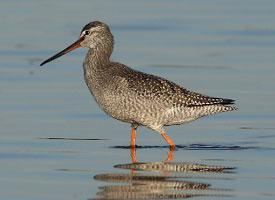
0 0 275 199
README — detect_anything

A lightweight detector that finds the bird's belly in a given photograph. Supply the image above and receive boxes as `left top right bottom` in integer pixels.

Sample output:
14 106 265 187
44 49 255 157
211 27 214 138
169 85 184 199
85 86 136 124
87 86 194 127
92 92 170 125
99 95 183 128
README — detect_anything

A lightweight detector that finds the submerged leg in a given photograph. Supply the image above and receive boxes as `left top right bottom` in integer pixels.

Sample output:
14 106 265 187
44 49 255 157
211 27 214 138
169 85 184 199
166 146 175 161
160 131 176 148
130 145 137 163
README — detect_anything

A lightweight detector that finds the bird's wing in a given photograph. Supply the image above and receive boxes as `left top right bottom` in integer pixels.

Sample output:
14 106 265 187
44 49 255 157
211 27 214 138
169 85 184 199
118 66 234 107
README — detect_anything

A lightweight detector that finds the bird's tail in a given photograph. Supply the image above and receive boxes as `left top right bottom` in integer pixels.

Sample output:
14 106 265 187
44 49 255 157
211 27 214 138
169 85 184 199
219 98 235 105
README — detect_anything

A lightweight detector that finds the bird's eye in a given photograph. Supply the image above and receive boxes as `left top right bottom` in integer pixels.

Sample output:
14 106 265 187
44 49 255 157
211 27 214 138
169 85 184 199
84 30 90 35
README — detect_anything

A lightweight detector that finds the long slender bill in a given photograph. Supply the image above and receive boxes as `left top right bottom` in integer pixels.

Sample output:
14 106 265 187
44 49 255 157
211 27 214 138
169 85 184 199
40 37 84 66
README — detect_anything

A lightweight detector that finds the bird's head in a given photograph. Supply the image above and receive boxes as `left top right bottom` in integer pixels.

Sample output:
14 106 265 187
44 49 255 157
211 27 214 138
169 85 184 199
40 21 113 66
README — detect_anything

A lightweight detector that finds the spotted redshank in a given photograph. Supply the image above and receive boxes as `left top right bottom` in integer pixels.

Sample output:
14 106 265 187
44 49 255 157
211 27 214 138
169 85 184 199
40 21 236 150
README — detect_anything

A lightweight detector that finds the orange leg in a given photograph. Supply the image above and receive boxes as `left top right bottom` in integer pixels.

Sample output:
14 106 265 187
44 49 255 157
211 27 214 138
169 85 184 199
160 131 176 148
130 127 137 163
131 127 136 147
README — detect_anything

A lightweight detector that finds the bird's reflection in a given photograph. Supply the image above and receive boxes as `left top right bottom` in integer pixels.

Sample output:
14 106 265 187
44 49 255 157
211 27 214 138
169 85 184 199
91 146 235 200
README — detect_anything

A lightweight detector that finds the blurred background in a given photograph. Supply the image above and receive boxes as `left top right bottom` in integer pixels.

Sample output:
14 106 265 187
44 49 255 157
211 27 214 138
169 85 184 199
0 0 275 199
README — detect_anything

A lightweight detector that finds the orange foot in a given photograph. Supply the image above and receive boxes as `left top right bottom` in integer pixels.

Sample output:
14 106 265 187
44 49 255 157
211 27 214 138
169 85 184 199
166 146 175 162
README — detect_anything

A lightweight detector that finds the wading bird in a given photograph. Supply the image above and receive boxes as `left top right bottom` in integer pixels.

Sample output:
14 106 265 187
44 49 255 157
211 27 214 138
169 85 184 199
41 21 236 153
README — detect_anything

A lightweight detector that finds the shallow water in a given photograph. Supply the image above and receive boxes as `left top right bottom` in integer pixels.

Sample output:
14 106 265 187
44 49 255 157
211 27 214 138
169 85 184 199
1 0 275 199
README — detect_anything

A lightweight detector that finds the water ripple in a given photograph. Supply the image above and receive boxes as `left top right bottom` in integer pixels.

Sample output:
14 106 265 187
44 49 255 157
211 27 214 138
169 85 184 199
112 143 256 150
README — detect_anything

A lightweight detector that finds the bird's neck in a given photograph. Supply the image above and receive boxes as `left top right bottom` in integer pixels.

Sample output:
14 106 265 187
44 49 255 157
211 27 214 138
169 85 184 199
84 48 111 73
84 34 114 75
83 47 112 93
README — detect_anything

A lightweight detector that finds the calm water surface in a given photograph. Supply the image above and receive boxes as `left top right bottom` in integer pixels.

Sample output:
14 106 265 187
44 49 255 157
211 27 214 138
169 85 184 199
0 0 275 199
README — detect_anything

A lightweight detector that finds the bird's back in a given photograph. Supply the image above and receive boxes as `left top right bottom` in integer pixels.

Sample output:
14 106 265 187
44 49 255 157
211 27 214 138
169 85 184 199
121 66 234 107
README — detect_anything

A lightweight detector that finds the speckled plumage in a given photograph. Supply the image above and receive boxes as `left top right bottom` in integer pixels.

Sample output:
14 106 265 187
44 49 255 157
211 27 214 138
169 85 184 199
82 21 235 134
41 21 236 147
